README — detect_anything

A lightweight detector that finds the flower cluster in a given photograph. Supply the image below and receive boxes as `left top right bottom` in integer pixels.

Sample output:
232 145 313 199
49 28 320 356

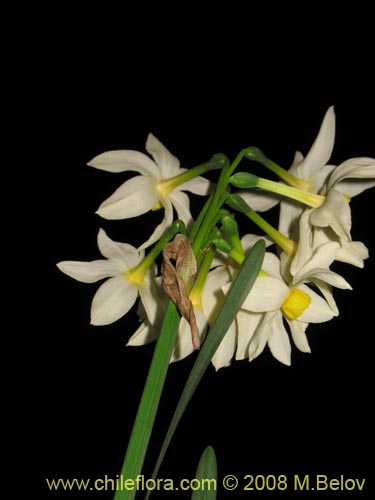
58 108 375 370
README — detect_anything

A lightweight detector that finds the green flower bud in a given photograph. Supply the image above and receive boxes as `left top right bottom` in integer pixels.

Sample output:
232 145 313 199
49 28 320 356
221 214 239 238
230 172 259 188
226 194 251 214
244 146 268 164
171 219 187 234
214 238 233 254
207 153 230 169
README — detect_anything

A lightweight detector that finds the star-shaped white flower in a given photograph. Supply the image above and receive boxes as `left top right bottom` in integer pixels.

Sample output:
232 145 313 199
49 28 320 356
219 230 350 366
283 209 352 313
238 107 375 243
57 229 157 325
235 254 338 366
88 133 210 249
127 274 211 364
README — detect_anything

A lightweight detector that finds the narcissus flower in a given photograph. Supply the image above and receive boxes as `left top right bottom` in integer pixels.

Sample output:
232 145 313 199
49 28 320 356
57 229 157 325
88 133 210 249
238 107 375 241
218 242 342 365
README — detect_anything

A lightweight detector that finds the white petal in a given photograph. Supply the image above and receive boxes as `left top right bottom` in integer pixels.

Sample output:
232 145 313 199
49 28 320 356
299 241 339 275
262 252 283 279
311 280 339 315
145 133 180 177
290 150 304 168
169 191 193 228
248 312 275 362
296 284 337 323
90 276 138 325
240 234 274 251
57 259 123 283
293 239 341 282
310 164 336 193
290 209 314 276
179 176 211 195
127 321 159 346
240 276 289 312
336 240 369 268
127 284 164 346
237 190 280 212
96 176 159 220
278 199 303 239
296 268 351 290
287 319 311 353
268 313 292 366
87 149 158 177
313 227 369 268
139 275 167 326
295 106 335 179
327 157 375 195
211 322 237 370
97 229 143 267
235 310 263 360
171 309 207 362
202 268 232 323
310 190 352 239
335 178 375 198
137 200 174 250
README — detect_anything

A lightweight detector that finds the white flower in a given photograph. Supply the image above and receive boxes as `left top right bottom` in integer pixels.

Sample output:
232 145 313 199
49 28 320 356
127 239 253 370
237 107 336 213
238 107 375 242
312 226 369 268
202 235 273 370
57 229 157 325
284 209 352 313
127 267 217 365
88 133 210 249
281 109 374 235
220 243 342 365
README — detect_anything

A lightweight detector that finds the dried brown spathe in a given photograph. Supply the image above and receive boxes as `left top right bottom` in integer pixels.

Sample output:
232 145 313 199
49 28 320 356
161 234 200 349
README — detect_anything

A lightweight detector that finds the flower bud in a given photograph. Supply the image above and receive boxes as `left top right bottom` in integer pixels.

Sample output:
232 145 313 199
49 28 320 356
214 238 233 254
207 153 230 169
226 194 251 214
230 172 259 188
221 214 239 238
244 146 268 164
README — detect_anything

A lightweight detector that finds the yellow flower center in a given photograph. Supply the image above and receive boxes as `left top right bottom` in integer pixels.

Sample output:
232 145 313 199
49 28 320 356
125 267 146 286
155 178 175 198
281 288 311 320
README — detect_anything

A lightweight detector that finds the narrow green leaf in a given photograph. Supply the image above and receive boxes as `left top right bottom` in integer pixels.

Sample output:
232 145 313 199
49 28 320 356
114 301 180 500
191 446 217 500
146 240 265 496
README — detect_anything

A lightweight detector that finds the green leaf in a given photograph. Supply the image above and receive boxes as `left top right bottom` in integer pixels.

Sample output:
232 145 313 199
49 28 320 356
114 301 180 500
191 446 217 500
146 240 265 497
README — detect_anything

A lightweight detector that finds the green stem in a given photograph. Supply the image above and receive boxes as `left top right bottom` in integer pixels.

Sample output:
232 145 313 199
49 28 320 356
245 146 310 191
245 207 296 256
159 155 225 193
189 247 215 306
226 194 297 256
113 302 180 500
256 177 325 207
262 158 310 190
192 150 246 257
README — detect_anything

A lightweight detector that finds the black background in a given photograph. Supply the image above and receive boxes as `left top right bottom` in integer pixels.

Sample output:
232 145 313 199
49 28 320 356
23 14 374 500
